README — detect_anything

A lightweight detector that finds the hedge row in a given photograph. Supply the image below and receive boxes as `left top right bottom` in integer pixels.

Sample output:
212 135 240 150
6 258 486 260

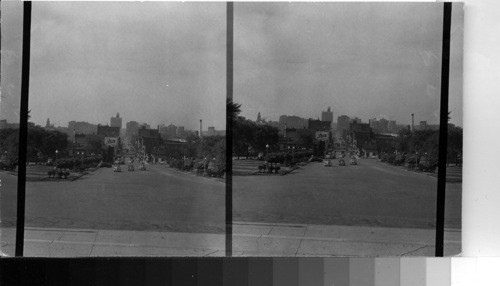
380 153 438 172
56 156 103 170
265 151 314 166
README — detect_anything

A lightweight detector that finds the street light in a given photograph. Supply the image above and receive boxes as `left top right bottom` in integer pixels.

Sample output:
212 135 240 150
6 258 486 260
266 144 269 156
77 151 84 168
55 149 59 164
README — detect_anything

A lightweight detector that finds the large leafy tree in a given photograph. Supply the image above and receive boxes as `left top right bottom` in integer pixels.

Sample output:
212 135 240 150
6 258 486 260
231 100 280 158
27 125 68 161
0 128 20 165
0 125 68 164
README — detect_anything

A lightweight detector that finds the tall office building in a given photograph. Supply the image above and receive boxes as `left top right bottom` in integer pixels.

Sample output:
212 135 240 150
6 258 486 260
126 121 139 137
337 115 351 132
321 106 333 122
110 113 122 129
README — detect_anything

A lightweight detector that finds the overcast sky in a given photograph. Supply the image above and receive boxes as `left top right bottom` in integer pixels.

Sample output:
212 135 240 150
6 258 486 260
1 1 226 131
234 2 463 126
1 2 463 129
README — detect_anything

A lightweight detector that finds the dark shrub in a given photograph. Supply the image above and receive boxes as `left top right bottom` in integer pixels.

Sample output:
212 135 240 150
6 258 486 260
394 154 405 166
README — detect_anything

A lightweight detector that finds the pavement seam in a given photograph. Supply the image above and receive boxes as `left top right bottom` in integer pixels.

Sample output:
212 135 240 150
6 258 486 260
233 233 456 246
295 238 304 256
203 249 220 257
400 244 430 256
24 238 223 252
233 221 462 233
267 226 274 235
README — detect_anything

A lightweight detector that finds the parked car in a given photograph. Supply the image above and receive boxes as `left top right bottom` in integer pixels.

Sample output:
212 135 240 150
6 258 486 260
323 155 333 167
350 157 357 165
98 161 112 168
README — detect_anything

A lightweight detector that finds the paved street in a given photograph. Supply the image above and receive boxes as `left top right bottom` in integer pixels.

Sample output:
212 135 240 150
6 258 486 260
233 159 461 230
0 164 225 234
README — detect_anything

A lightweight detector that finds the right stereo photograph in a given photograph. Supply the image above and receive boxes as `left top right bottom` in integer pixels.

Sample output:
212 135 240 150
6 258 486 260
230 2 463 257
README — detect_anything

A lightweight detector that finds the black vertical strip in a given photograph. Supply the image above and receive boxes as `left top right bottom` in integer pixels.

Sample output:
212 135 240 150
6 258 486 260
225 2 234 257
436 2 452 257
15 1 32 257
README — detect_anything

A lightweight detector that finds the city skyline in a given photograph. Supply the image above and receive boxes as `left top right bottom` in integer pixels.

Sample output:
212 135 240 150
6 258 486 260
40 115 222 133
234 3 463 127
249 109 441 127
1 1 226 131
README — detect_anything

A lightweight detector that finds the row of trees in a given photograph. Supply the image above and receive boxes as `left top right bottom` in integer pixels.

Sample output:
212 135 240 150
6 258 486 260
0 124 68 167
230 100 280 158
376 124 462 165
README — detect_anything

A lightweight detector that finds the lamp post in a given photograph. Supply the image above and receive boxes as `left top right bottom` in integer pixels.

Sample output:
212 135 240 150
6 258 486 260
204 156 207 175
266 144 269 156
55 149 59 164
77 151 84 168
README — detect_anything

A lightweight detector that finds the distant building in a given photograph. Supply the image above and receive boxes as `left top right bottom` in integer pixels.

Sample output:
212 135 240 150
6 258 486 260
202 127 226 137
419 121 428 130
138 126 160 154
378 118 389 133
208 127 216 136
346 121 374 151
165 124 177 139
126 121 139 137
321 107 333 123
351 117 362 124
176 126 185 138
185 130 199 137
152 139 185 160
279 115 308 129
308 119 331 131
369 118 389 134
68 121 97 134
110 113 122 129
97 124 120 137
337 115 351 132
388 120 398 133
139 123 150 129
397 123 409 131
55 126 71 138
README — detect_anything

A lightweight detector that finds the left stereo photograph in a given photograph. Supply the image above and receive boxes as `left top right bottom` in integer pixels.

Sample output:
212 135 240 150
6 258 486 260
0 1 227 257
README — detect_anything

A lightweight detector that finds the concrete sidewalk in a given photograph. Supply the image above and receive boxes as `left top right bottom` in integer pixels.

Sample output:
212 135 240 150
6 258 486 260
0 222 461 257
